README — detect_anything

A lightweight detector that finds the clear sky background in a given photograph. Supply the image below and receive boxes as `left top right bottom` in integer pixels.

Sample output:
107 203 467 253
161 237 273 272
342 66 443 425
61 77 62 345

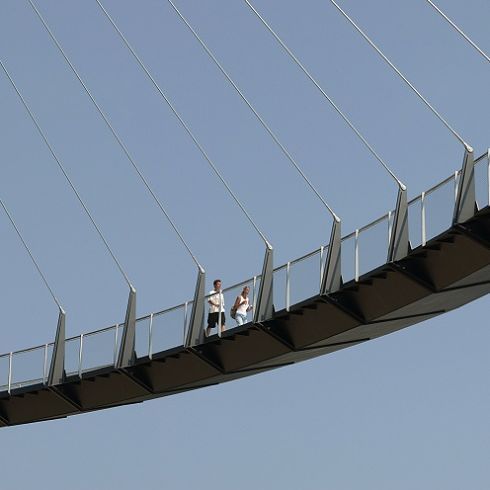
0 0 489 488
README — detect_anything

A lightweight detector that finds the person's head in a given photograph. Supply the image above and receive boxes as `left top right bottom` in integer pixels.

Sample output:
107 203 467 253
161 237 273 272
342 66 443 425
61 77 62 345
242 286 250 297
213 279 222 291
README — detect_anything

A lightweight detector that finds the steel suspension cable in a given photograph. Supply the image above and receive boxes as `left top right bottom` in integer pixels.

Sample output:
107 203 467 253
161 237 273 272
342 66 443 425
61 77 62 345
167 0 340 221
27 0 204 273
0 198 63 311
424 0 490 64
95 0 272 249
243 0 405 191
0 59 134 290
328 0 473 153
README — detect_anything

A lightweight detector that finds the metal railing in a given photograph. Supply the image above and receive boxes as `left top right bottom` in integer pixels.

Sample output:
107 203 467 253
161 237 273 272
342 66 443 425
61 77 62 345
1 152 488 392
0 343 53 393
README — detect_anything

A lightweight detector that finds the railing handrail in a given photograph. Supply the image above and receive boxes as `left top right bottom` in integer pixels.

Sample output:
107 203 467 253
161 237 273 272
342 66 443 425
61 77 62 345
289 247 323 265
1 343 53 357
2 151 488 360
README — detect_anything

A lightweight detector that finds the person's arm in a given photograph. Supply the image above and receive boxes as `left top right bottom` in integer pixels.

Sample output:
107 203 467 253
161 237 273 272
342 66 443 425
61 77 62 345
208 293 219 307
233 296 241 310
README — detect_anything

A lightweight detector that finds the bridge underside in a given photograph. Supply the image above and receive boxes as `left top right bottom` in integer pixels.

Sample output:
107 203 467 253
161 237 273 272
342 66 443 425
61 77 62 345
1 207 489 428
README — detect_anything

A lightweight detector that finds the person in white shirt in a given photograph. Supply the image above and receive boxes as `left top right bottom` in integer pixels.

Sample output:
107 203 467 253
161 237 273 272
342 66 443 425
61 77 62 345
207 279 226 337
233 286 253 326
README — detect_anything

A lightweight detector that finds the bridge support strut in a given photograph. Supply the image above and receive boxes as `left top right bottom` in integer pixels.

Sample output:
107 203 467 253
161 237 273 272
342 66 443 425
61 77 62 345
185 268 206 348
388 187 409 262
48 308 66 386
321 219 341 294
117 287 136 368
454 147 476 224
253 246 274 323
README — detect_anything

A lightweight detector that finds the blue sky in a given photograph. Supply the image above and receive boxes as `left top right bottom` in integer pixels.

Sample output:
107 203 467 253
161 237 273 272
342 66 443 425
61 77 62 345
0 1 489 488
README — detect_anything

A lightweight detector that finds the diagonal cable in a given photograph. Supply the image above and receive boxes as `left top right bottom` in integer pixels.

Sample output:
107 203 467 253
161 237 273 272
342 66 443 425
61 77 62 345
27 0 204 273
0 198 63 312
424 0 490 64
243 0 405 191
328 0 473 153
95 0 272 250
0 59 134 290
166 0 340 221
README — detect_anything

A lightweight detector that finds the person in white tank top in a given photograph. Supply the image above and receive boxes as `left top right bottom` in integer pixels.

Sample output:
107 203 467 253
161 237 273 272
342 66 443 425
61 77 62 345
233 286 253 326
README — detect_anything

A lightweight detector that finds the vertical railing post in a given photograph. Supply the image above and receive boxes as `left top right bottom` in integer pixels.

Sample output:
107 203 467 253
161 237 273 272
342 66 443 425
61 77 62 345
286 262 291 312
319 246 324 288
78 334 84 379
148 314 154 359
217 290 223 337
113 324 119 367
252 275 257 310
421 192 427 246
8 352 12 395
43 343 48 385
183 302 188 344
487 150 490 206
355 229 360 282
454 170 459 202
387 211 393 246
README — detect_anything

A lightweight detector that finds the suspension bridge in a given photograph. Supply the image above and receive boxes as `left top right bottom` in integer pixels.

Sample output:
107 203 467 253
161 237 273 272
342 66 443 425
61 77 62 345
0 0 488 428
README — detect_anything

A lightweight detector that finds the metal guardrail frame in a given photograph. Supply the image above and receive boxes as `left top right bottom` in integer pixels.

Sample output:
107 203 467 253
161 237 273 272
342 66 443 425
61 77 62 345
1 152 489 390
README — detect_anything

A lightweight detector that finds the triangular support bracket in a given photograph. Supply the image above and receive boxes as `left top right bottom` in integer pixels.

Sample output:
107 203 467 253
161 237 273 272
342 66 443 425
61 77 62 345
185 268 206 348
253 246 274 324
387 186 409 262
453 147 475 224
47 308 66 386
320 219 342 295
116 287 136 369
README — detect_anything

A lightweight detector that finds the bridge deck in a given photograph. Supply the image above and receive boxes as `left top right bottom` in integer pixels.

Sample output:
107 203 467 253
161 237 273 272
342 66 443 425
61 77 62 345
0 206 488 428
